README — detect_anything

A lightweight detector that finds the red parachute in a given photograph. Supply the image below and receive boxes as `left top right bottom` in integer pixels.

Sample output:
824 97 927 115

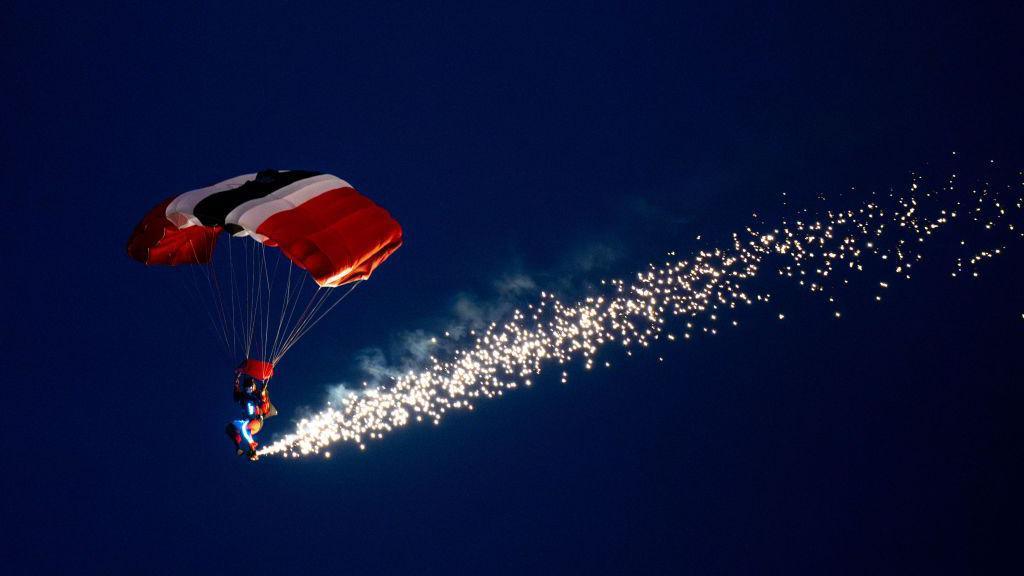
128 169 403 366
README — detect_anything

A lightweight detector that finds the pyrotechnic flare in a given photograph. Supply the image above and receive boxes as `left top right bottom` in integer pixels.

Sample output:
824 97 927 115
262 166 1024 458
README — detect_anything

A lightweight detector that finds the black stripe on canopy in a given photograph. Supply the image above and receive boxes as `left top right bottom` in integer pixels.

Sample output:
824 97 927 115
192 169 322 227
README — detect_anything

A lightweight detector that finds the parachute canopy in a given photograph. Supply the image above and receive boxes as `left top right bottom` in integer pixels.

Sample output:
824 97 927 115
127 170 403 364
127 170 403 287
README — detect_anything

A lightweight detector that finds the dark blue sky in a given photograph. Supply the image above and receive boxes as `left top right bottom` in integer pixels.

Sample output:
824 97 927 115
4 1 1023 573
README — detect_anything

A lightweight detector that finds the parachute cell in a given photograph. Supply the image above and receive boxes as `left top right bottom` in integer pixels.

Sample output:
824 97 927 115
127 197 220 266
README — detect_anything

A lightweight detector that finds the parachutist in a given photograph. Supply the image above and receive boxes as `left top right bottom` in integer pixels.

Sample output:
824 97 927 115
226 359 277 460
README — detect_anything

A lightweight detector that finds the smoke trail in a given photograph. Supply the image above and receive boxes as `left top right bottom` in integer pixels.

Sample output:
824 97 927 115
262 164 1023 458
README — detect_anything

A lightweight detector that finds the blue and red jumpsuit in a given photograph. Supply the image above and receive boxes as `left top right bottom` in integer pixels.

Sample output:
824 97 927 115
227 375 271 454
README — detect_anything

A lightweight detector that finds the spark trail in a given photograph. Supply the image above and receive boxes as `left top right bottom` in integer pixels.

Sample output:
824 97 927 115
262 165 1024 458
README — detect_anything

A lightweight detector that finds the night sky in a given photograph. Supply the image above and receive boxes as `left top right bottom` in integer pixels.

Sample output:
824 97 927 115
5 1 1024 573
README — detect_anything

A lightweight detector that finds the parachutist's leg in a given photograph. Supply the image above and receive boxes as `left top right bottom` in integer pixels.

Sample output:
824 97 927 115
238 419 257 450
243 420 260 461
225 423 238 447
231 420 251 455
